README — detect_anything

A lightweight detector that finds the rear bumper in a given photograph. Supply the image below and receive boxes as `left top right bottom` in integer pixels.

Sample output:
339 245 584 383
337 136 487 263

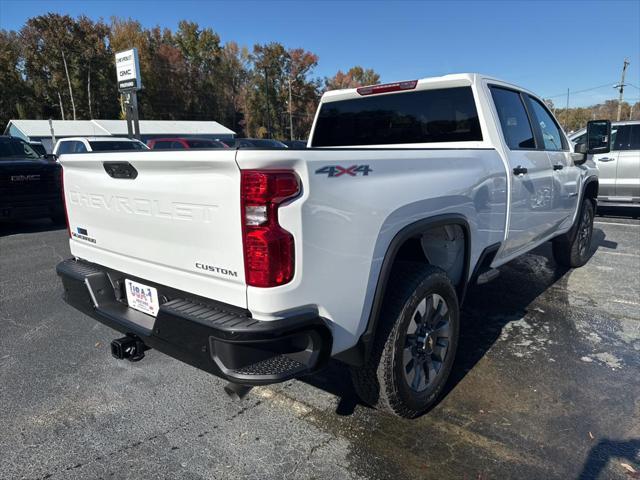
56 258 332 385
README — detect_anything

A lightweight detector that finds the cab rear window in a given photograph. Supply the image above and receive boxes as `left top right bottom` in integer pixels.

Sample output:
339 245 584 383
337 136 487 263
311 87 482 147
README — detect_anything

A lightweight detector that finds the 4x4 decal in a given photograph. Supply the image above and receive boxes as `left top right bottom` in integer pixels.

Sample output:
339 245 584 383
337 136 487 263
315 165 372 177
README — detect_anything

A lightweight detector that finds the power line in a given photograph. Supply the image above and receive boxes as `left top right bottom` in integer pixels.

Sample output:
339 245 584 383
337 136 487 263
544 82 615 99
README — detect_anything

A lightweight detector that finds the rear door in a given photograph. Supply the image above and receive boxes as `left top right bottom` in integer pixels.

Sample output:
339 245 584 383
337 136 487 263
61 149 247 308
490 86 556 257
613 123 640 202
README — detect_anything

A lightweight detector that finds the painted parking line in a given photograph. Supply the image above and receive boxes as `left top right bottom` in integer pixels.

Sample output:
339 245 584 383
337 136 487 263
596 251 640 257
594 221 640 228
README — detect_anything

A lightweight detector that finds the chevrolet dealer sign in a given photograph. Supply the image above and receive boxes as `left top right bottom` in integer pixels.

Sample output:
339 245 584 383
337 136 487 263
115 48 142 91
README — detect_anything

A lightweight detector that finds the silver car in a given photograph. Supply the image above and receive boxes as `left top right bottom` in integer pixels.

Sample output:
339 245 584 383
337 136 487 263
570 121 640 207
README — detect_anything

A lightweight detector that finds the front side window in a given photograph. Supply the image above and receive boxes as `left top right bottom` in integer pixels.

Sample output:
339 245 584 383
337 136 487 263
74 142 88 153
490 87 535 150
312 87 482 147
528 97 566 151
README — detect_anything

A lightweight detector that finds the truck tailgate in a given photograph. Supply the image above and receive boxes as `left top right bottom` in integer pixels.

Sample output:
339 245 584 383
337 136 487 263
61 150 246 308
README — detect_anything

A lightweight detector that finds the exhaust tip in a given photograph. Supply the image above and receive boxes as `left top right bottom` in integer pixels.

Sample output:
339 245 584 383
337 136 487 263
224 382 253 401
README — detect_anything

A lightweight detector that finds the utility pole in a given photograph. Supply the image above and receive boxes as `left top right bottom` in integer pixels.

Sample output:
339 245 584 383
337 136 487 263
565 88 570 130
264 67 272 138
615 58 630 122
288 75 294 141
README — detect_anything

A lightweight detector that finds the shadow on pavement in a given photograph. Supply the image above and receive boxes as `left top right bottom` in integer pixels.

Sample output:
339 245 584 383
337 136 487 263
577 438 640 480
301 230 607 417
0 218 65 237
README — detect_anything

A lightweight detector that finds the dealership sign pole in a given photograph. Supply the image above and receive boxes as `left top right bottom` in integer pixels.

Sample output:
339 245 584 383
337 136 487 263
115 48 142 140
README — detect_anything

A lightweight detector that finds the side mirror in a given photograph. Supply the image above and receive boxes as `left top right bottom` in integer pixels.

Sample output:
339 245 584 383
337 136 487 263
44 153 58 162
586 119 611 154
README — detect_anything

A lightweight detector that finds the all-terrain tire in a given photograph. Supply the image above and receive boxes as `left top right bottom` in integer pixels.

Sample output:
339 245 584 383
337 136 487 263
350 263 460 418
552 198 595 268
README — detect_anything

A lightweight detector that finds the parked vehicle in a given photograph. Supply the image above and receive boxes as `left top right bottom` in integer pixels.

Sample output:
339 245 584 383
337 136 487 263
0 136 63 223
570 121 639 207
56 73 607 418
280 140 308 149
53 137 148 155
228 138 289 148
147 138 229 149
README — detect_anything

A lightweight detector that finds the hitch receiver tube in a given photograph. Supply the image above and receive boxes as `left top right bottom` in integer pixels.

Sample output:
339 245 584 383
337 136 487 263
111 335 149 362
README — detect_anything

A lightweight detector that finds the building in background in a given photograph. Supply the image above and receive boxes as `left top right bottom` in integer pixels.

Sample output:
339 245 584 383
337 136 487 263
4 120 235 152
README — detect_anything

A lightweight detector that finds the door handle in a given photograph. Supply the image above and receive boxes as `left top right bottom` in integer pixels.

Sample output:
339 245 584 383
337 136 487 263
513 166 528 175
598 157 615 162
553 164 564 170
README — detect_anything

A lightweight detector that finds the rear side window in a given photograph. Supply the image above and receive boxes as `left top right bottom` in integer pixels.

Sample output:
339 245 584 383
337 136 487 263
311 87 482 147
491 87 536 150
613 124 640 151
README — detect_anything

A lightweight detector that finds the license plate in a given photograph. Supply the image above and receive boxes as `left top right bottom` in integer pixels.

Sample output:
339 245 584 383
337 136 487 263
125 279 160 317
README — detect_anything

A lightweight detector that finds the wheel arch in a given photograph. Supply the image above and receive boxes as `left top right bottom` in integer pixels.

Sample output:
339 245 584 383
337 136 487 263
583 176 599 204
335 213 472 366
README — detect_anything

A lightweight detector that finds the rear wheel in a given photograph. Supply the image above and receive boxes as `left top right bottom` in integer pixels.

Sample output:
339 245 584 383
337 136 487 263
351 264 459 418
552 198 594 268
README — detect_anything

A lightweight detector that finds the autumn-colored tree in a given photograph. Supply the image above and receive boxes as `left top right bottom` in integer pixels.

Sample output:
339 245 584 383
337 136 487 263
552 99 640 132
325 66 381 90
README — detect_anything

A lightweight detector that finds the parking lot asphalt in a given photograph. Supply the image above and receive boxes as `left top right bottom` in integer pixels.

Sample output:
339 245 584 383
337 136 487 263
1 211 639 480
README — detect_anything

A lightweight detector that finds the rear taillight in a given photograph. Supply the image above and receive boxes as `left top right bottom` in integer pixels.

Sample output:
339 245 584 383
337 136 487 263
357 80 418 96
60 167 71 238
241 170 300 287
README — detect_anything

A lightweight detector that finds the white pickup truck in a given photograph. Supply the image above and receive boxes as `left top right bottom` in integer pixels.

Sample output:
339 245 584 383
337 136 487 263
56 73 610 418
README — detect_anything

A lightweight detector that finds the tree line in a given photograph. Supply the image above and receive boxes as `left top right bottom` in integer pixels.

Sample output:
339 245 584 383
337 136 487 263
545 99 640 133
2 13 637 139
0 13 381 139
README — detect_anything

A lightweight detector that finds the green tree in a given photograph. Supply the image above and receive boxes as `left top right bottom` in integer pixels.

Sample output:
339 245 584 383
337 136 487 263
0 30 29 126
20 13 82 120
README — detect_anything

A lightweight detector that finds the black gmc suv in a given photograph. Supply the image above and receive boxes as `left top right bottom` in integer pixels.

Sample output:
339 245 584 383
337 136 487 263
0 136 64 224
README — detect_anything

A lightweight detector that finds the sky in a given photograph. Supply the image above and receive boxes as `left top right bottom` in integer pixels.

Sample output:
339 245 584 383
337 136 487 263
1 0 639 107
